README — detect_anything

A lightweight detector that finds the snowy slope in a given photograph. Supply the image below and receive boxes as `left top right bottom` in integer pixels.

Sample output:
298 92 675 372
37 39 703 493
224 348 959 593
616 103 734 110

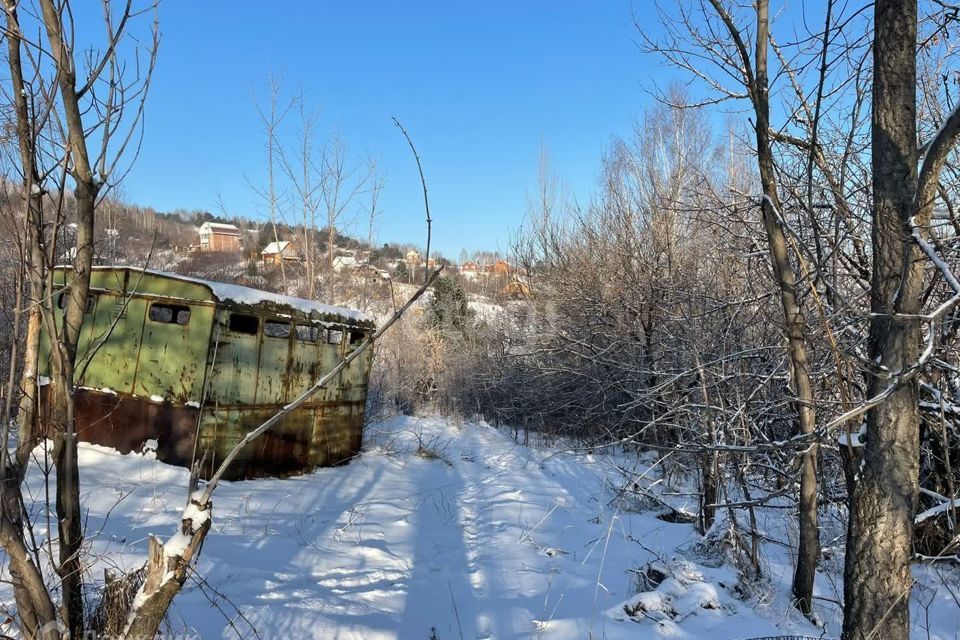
3 417 958 639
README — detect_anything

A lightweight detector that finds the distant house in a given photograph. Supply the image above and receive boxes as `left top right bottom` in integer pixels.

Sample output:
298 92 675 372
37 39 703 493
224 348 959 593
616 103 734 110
486 259 514 278
354 264 391 284
332 255 359 272
460 261 481 281
198 222 242 252
261 240 300 264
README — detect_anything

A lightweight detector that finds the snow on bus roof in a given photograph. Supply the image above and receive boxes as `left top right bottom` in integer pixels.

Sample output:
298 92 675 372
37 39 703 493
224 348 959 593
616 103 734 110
89 266 372 324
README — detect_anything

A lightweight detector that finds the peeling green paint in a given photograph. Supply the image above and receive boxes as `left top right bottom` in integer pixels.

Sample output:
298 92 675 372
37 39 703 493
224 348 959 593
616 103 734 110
39 267 375 478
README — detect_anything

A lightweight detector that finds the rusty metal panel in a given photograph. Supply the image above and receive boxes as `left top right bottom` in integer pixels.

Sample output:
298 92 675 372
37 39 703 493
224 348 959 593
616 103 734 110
255 318 291 404
335 344 374 405
286 324 322 402
207 310 261 405
309 401 366 468
84 294 148 395
36 387 200 463
320 338 347 401
135 302 213 402
194 400 367 479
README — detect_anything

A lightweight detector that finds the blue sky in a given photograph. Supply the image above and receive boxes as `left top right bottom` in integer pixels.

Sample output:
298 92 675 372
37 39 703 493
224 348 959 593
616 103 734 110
119 2 669 257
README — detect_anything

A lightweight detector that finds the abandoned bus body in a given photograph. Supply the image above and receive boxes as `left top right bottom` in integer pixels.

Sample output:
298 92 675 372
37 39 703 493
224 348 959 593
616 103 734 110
37 266 376 479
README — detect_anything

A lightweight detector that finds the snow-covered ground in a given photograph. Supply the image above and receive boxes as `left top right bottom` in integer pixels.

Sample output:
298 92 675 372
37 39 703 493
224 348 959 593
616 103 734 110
3 416 959 639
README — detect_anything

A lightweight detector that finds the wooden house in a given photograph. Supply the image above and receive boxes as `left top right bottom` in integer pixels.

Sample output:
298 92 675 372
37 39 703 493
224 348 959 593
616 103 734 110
198 222 243 252
261 240 300 264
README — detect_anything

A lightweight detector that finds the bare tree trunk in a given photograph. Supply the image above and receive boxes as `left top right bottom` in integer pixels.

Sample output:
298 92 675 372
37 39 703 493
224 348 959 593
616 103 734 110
319 135 368 300
2 0 46 474
328 212 336 293
0 517 60 639
1 263 23 467
280 95 319 300
120 502 211 640
1 3 64 638
269 126 286 289
38 1 108 632
303 111 315 300
696 356 718 533
753 2 819 614
708 0 820 613
362 160 383 311
843 2 919 638
256 78 288 289
15 303 41 469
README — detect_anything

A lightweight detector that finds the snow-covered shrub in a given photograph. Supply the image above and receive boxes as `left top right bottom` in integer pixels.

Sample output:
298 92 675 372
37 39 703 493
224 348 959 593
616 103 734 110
612 558 730 629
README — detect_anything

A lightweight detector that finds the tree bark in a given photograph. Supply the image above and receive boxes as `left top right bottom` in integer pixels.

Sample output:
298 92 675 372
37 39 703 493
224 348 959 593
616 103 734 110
121 505 211 640
37 1 104 633
748 0 820 615
843 2 920 638
1 513 61 639
1 4 63 638
2 0 46 474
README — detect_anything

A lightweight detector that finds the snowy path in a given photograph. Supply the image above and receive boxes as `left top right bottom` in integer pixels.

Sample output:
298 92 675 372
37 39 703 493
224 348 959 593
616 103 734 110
4 416 956 639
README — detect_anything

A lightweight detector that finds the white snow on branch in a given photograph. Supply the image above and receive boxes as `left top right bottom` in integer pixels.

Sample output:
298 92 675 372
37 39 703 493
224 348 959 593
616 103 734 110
915 495 960 524
837 425 866 448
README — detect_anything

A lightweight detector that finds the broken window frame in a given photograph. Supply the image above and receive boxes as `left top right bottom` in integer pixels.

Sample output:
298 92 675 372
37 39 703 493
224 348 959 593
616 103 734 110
227 313 259 335
264 319 292 339
57 290 96 313
295 324 321 343
148 303 192 326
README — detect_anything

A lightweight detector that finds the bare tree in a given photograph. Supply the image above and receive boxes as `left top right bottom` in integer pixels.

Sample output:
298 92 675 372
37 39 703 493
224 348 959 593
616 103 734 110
279 92 322 299
641 0 822 614
843 2 960 638
635 1 960 636
253 76 292 289
361 157 385 310
0 1 159 636
320 133 368 298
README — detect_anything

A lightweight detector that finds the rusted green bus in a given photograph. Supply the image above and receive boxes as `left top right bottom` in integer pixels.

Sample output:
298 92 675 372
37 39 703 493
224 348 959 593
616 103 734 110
38 267 376 479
